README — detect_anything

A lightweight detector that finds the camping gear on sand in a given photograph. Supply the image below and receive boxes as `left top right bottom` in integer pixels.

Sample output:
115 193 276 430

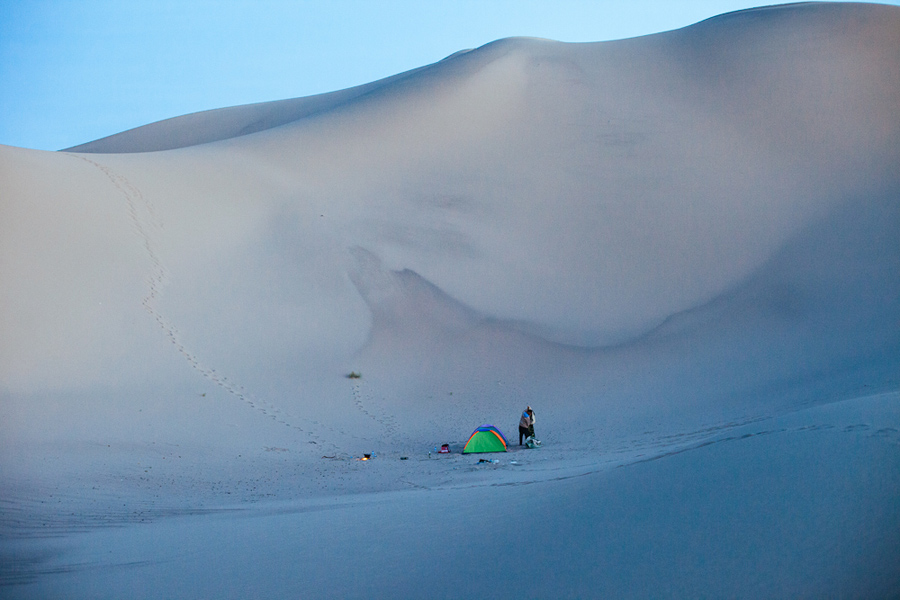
462 424 509 453
525 436 542 449
439 444 450 453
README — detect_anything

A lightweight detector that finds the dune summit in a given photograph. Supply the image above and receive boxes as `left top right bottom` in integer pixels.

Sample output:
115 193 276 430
2 3 899 598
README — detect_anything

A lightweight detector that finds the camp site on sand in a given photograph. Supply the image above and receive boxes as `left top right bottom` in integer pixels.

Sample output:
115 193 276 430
1 2 899 598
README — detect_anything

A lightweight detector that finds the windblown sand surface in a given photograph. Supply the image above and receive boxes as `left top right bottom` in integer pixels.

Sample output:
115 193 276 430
2 3 899 597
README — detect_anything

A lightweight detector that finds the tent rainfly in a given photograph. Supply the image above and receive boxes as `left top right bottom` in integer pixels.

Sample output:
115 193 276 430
462 424 509 453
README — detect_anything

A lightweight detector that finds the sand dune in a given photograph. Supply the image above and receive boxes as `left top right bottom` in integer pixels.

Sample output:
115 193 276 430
61 59 451 154
2 2 899 597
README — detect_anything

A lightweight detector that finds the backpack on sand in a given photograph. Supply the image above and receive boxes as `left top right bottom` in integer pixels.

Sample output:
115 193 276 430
525 436 542 449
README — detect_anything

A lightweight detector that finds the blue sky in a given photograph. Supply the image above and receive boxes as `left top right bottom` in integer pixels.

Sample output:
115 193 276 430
2 0 897 151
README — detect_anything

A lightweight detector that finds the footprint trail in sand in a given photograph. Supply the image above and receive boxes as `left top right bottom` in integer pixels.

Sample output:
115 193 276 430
67 153 340 453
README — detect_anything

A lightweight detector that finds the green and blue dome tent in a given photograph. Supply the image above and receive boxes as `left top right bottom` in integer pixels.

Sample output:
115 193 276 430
462 424 509 453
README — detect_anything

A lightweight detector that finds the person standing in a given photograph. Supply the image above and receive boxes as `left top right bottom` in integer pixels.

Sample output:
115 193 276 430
518 406 535 445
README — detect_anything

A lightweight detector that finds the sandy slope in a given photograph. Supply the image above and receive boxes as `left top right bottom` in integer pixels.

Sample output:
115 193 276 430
6 393 899 599
7 394 900 598
2 2 899 597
